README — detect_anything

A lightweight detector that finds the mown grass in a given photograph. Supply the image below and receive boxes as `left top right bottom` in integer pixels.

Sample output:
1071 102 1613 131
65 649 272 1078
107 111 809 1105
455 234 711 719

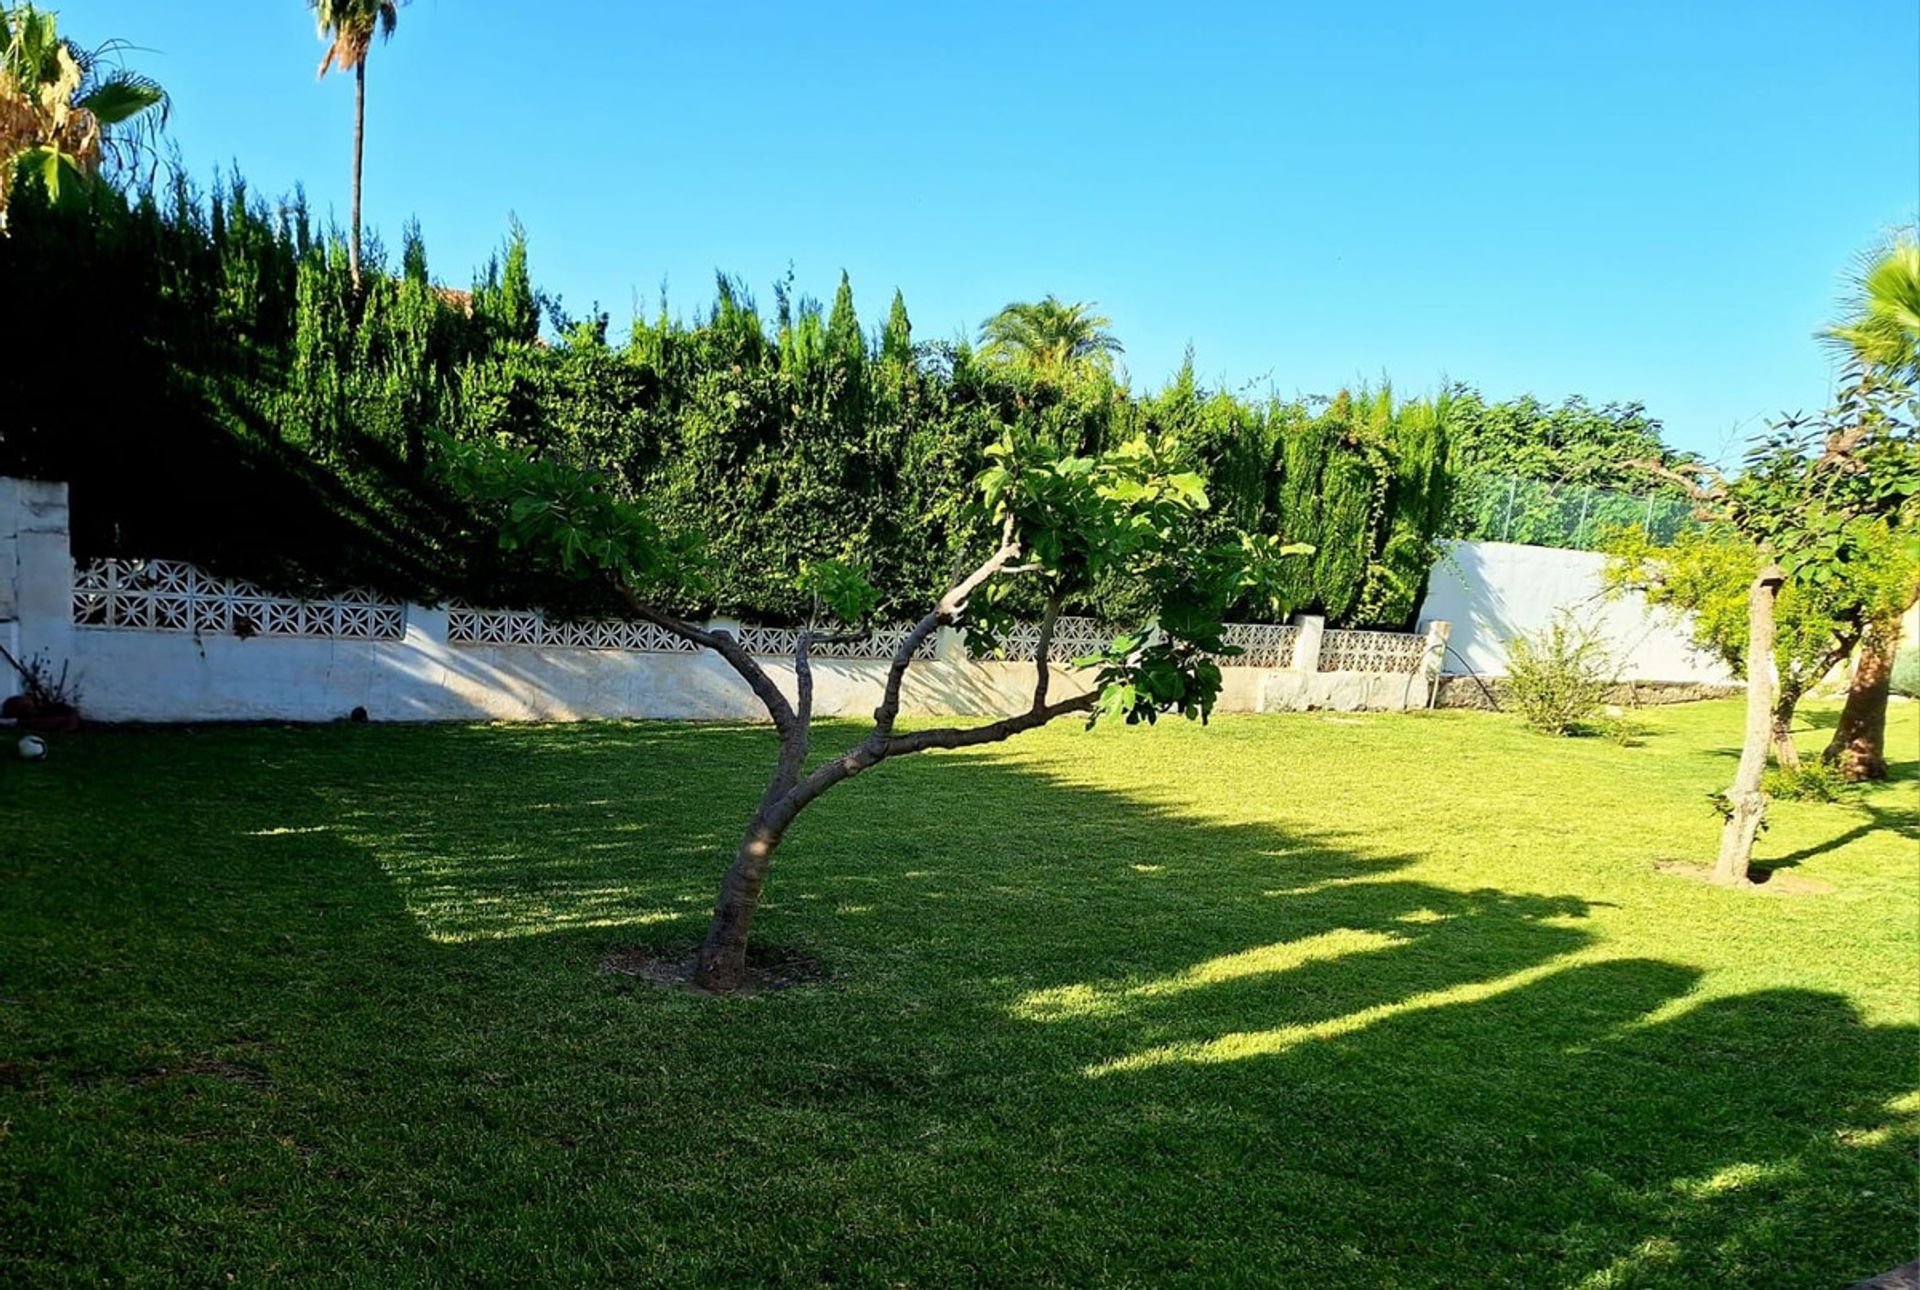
1 699 1914 1286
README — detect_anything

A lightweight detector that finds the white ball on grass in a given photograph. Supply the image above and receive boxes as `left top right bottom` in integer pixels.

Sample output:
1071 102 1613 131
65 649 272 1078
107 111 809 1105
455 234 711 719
16 734 47 761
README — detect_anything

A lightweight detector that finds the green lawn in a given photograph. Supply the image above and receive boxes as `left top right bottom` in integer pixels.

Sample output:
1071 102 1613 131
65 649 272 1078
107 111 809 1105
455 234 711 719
2 699 1914 1286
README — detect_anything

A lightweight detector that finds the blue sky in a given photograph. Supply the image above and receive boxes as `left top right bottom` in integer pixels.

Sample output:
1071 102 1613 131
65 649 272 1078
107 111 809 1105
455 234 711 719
80 1 1920 464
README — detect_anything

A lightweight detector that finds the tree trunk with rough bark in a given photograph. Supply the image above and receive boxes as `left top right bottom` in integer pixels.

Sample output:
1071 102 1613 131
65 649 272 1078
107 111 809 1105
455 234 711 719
349 60 365 289
695 822 780 991
1714 562 1784 885
1823 619 1896 781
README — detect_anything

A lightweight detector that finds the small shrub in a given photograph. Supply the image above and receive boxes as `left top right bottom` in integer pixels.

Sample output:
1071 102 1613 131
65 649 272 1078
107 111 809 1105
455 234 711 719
1503 618 1616 735
1764 760 1850 803
1592 710 1643 747
0 644 81 709
1893 646 1920 699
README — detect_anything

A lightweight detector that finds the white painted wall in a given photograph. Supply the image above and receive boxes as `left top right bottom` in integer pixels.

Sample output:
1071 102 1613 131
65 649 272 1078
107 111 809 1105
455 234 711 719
62 621 1425 724
3 479 1446 723
1418 539 1736 684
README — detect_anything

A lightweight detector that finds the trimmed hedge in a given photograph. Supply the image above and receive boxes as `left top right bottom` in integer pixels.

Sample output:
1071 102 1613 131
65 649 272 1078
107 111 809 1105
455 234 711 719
1 175 1662 630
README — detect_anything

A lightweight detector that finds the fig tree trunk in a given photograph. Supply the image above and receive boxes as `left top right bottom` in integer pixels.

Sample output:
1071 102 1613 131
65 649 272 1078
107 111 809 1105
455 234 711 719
694 822 781 992
1714 562 1784 885
1823 619 1895 781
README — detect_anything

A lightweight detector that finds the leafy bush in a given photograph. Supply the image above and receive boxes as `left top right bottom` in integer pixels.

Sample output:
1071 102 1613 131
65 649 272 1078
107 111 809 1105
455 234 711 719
1503 618 1617 735
1893 646 1920 699
1764 760 1849 803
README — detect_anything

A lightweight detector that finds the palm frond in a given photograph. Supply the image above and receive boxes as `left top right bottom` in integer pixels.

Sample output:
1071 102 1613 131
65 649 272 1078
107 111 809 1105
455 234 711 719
1824 237 1920 382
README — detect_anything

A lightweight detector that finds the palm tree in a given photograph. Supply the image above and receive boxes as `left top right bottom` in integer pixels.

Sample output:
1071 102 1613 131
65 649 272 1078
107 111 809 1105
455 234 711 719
0 3 168 226
1826 237 1920 383
310 0 402 288
1819 236 1920 780
979 295 1123 382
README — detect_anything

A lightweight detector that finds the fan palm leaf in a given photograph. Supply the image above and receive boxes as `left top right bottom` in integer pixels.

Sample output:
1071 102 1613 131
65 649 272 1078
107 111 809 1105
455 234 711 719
1825 238 1920 383
0 4 168 224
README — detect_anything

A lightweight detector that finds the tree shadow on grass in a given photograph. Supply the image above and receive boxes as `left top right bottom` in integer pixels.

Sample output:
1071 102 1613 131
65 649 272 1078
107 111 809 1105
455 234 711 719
1 720 1912 1287
1759 801 1920 872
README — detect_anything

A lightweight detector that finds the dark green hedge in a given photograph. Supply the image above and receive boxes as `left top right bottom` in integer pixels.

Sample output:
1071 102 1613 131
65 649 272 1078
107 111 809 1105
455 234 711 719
2 175 1655 631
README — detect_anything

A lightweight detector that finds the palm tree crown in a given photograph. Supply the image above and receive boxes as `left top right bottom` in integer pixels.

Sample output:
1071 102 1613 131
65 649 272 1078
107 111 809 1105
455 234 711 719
979 296 1124 382
1826 238 1920 384
0 3 167 223
311 0 399 76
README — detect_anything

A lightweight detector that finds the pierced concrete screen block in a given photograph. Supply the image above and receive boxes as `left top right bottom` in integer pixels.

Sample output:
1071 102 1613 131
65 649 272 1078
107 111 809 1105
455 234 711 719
72 559 405 641
1219 622 1301 668
446 607 937 661
1317 628 1432 674
446 606 701 653
996 616 1111 663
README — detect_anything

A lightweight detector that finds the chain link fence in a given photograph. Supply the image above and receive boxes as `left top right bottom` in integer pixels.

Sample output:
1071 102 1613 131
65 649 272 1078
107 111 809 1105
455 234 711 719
1455 475 1699 550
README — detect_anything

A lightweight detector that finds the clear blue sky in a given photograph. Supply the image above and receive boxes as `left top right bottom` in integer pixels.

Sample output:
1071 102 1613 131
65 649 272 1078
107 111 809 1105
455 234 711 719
79 0 1920 464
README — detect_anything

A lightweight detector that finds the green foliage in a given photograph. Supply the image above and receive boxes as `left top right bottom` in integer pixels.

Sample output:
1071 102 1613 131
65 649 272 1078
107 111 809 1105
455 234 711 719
1826 238 1920 385
1502 616 1617 735
1 3 169 221
1446 389 1700 551
795 559 880 627
0 172 500 599
1727 382 1919 588
0 174 1559 633
439 435 705 600
978 295 1123 383
1606 519 1917 706
1447 388 1684 491
1763 759 1850 803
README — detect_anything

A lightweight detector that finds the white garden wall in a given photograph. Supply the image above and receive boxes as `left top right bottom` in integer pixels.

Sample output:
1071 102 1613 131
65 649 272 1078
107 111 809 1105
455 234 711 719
1 479 1446 724
1418 539 1736 684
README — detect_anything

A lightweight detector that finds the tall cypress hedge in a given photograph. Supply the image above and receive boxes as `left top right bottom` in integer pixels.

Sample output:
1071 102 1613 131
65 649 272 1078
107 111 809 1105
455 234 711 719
0 176 1469 630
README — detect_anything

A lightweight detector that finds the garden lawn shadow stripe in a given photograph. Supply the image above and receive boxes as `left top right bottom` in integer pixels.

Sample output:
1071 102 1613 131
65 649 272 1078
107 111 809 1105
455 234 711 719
0 699 1912 1285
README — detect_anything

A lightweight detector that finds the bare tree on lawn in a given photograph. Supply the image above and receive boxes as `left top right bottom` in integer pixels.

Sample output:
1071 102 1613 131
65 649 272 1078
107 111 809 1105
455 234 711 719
446 429 1304 991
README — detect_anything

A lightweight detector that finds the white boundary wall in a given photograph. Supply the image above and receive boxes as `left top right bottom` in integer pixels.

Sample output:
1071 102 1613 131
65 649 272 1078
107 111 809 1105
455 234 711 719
3 479 1446 723
1417 539 1736 684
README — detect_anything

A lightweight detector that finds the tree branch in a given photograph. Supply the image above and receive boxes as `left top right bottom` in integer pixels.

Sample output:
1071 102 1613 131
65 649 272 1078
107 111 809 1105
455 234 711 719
792 627 872 730
870 536 1024 740
793 633 816 734
1811 624 1864 687
764 690 1101 837
882 692 1099 757
605 576 799 737
1628 458 1728 518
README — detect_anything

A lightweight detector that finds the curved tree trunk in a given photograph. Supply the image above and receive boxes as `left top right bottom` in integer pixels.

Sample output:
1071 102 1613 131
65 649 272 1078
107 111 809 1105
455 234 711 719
694 820 780 992
1823 620 1896 781
349 60 365 289
1714 562 1784 886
